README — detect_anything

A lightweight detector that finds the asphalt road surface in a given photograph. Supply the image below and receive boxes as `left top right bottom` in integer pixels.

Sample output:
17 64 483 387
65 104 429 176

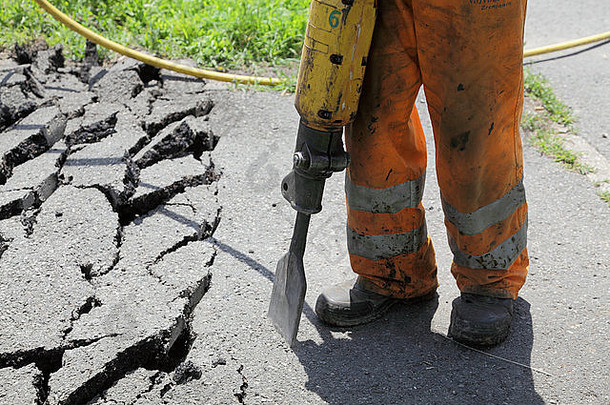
0 18 609 405
524 0 610 159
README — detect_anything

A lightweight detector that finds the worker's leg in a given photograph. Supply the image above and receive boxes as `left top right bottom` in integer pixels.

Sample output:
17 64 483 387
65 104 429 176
315 0 438 327
414 0 528 344
345 0 437 300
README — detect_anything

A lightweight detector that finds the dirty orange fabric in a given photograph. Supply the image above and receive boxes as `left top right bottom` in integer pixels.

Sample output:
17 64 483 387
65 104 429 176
452 250 529 299
346 0 529 299
348 204 424 235
444 203 528 256
351 237 438 297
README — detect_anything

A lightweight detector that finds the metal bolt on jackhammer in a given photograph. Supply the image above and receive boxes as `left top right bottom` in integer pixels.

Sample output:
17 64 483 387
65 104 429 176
293 152 309 169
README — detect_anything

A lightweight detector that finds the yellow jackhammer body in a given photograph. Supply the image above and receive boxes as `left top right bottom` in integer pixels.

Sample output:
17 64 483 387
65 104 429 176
268 0 377 345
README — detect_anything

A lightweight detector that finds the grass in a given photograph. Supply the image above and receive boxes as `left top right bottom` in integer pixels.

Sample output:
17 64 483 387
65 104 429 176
524 70 574 126
593 179 610 187
522 69 594 175
522 71 610 207
524 115 592 175
0 0 309 70
595 181 610 207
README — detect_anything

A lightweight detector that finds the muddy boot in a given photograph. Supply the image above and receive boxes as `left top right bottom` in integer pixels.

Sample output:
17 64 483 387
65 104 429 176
448 293 514 347
315 277 435 327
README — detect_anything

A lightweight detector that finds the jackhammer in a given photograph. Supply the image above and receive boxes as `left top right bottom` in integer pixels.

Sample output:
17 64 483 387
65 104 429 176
268 0 377 345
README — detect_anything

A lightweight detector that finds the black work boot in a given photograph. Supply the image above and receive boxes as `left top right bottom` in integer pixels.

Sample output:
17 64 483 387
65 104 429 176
448 293 514 347
315 277 434 327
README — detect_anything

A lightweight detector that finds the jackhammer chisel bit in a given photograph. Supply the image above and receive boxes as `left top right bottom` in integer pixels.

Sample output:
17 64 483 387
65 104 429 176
268 0 377 345
268 212 310 345
268 123 347 346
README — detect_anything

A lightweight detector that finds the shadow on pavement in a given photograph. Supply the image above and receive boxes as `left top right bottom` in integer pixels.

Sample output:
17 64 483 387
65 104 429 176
293 296 545 405
209 237 545 404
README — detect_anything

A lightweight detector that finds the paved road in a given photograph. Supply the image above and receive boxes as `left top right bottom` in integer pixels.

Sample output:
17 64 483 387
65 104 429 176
524 0 610 159
175 89 607 405
0 40 608 404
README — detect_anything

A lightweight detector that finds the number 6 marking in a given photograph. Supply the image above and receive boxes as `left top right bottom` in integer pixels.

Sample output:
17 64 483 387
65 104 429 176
329 10 341 28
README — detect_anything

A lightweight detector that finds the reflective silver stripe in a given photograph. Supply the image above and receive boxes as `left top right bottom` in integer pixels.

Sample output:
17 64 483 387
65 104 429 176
347 222 428 261
345 172 425 214
442 179 526 235
449 217 527 270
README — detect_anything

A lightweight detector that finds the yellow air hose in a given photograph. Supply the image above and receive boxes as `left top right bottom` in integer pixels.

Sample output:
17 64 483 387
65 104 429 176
33 0 610 86
524 31 610 57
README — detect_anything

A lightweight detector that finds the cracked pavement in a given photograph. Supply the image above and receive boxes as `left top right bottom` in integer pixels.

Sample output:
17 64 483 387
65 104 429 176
1 46 220 404
1 43 608 404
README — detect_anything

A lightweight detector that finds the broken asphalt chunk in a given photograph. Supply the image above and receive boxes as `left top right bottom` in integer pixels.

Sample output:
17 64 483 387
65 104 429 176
32 44 65 77
0 105 66 184
48 237 216 404
64 102 121 147
0 186 117 369
0 363 42 404
90 57 145 104
0 140 67 219
159 68 206 95
134 115 218 169
119 182 220 269
62 111 148 207
86 368 169 405
126 155 214 218
143 95 213 136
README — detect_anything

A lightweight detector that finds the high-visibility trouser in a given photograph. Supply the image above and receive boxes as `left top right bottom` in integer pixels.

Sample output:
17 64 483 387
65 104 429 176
345 0 529 300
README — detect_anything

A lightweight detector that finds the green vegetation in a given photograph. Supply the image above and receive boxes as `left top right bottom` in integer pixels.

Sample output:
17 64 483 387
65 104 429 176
593 179 610 187
524 69 574 126
522 70 593 175
594 180 610 206
0 0 309 69
523 113 593 174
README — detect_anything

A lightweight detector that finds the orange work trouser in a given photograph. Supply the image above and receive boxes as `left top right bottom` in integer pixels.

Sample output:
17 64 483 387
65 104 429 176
346 0 529 300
